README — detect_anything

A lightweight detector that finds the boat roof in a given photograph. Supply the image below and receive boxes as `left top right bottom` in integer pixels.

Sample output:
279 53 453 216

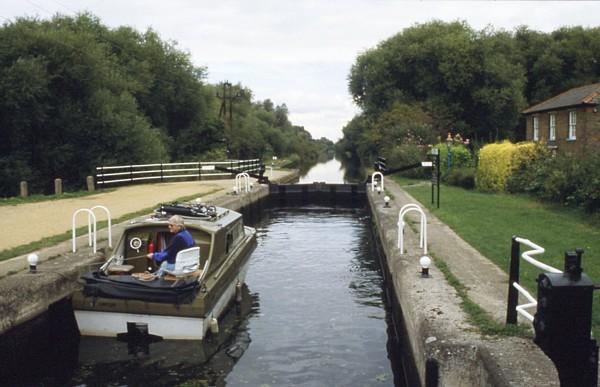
125 203 241 233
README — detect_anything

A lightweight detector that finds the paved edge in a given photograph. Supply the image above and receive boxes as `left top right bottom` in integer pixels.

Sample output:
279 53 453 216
368 178 559 386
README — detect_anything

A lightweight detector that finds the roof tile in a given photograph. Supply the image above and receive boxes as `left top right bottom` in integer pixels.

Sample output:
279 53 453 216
522 83 600 114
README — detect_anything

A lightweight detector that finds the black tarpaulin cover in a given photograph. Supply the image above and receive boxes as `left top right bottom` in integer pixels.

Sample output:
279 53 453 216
81 272 200 304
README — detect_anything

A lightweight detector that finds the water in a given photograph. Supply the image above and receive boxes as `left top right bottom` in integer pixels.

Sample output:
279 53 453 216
225 209 396 386
299 158 349 184
2 160 410 386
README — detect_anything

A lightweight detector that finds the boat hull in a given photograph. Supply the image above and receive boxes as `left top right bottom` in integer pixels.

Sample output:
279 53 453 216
74 260 249 340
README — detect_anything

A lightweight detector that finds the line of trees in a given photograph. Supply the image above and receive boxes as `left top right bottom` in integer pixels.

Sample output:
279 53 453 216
338 20 600 165
0 14 333 197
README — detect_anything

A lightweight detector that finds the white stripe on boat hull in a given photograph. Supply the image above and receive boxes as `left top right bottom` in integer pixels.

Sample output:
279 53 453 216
75 310 205 340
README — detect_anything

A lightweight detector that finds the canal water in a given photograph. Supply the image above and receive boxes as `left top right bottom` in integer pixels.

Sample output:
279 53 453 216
2 158 412 386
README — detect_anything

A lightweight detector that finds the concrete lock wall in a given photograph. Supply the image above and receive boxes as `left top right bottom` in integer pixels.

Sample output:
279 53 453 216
366 182 559 387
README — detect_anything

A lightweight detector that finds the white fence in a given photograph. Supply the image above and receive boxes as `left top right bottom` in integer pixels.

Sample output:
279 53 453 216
95 159 261 186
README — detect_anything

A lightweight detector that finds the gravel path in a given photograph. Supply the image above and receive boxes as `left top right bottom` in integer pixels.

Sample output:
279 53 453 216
0 174 281 252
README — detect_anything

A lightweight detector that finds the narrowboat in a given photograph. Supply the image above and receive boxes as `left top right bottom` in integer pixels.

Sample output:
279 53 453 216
72 202 256 340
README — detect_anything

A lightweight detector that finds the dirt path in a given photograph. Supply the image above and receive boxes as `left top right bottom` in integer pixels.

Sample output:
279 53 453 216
0 173 285 252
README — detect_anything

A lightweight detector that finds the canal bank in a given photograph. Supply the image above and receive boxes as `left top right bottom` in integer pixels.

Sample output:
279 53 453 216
0 170 299 337
0 166 566 386
368 178 560 386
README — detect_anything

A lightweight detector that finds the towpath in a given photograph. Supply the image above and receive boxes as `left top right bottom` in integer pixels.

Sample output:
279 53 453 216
0 171 290 254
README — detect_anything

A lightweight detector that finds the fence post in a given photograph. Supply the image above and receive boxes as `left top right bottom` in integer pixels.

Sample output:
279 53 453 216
506 235 521 325
86 176 95 192
54 178 63 195
20 181 28 197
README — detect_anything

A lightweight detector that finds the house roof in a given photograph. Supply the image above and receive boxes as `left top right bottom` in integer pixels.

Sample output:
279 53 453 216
522 82 600 114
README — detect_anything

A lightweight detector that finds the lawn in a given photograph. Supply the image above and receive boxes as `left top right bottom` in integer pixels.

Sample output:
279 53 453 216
393 176 600 336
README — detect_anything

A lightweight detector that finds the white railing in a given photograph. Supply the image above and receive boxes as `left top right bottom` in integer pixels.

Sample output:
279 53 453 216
72 209 96 253
512 237 562 322
371 171 384 192
397 203 427 255
90 205 112 248
72 205 113 253
235 172 250 193
96 159 261 186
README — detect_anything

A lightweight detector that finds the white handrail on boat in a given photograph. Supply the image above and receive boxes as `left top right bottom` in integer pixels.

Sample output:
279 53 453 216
72 209 97 253
512 237 562 322
371 171 384 192
397 203 427 255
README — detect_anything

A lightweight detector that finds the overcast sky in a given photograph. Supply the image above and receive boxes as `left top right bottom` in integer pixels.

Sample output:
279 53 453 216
3 1 600 141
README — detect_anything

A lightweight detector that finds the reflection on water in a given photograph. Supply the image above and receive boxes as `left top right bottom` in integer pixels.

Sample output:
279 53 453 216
70 285 257 386
227 209 397 386
299 158 349 184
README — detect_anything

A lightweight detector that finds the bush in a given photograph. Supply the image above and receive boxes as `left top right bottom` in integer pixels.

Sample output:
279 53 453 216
444 167 476 189
435 143 473 175
387 144 430 178
476 141 537 192
506 143 551 194
476 141 513 191
507 149 600 214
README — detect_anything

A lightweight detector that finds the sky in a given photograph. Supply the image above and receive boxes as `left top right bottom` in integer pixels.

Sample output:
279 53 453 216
3 1 600 141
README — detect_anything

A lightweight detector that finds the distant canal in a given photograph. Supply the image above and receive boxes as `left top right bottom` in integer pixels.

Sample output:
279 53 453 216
298 157 349 184
4 159 411 386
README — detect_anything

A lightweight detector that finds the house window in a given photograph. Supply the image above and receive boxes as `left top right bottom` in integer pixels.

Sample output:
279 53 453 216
568 111 576 140
533 116 539 141
549 113 556 141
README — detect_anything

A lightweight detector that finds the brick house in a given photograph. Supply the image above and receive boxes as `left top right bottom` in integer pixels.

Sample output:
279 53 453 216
522 83 600 152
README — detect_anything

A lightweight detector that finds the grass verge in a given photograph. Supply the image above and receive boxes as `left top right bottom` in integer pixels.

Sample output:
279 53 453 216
432 253 531 337
0 189 116 207
393 176 600 338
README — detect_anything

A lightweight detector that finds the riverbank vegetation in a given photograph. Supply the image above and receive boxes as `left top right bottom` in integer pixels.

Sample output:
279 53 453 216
339 20 600 164
394 176 600 337
339 20 600 214
0 14 333 197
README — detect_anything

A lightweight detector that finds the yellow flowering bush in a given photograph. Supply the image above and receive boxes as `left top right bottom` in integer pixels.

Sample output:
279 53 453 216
476 141 538 192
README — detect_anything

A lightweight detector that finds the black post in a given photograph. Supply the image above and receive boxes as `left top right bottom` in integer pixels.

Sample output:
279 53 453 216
506 235 520 325
436 152 440 209
431 154 435 205
130 165 133 183
160 163 164 182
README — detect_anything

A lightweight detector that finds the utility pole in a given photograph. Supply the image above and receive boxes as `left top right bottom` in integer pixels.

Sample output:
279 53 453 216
217 81 242 157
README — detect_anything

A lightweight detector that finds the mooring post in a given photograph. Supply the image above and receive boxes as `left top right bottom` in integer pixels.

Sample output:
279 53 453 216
54 178 63 195
20 181 28 197
506 235 520 325
86 176 95 192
